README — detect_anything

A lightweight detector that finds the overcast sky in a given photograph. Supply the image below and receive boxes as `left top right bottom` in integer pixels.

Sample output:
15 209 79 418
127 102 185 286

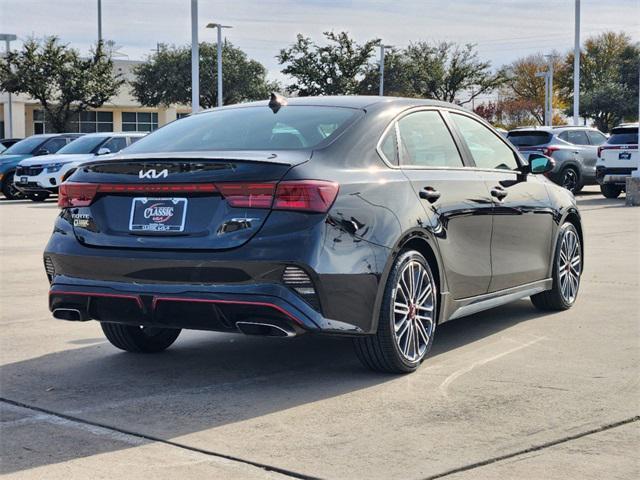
1 0 638 90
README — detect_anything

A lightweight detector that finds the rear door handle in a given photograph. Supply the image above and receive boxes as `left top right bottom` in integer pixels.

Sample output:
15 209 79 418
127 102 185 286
490 187 508 200
419 187 441 203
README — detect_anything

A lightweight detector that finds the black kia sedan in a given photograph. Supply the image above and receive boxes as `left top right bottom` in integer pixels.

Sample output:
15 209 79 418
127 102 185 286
45 95 583 373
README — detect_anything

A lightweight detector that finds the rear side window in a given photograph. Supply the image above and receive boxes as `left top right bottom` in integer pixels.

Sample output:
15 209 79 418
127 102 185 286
608 127 639 145
566 130 590 145
124 106 362 153
506 131 552 147
379 126 399 165
586 131 607 145
452 114 519 170
397 111 463 168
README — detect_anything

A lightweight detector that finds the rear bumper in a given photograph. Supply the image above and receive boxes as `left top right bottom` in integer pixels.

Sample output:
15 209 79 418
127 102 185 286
596 166 637 185
48 279 326 335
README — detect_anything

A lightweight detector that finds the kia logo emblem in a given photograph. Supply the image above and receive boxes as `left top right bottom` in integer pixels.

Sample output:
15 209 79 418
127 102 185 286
139 168 169 179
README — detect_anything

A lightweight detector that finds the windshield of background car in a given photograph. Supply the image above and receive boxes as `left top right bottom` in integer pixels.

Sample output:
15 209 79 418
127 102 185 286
57 136 107 154
608 127 639 145
124 106 362 153
506 131 552 147
2 136 46 155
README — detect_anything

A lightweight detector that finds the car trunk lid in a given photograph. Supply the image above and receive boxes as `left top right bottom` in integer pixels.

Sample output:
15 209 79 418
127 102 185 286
65 151 309 250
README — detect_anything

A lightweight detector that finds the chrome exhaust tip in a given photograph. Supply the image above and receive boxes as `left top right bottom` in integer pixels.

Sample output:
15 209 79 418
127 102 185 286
52 308 87 321
235 321 296 337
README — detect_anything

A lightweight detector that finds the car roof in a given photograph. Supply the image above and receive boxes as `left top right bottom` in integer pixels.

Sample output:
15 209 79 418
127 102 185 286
508 125 600 133
77 132 146 138
198 95 467 114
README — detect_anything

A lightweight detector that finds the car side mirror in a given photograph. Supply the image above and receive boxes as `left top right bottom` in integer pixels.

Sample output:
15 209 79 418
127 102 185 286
35 148 50 156
529 153 555 174
96 147 111 156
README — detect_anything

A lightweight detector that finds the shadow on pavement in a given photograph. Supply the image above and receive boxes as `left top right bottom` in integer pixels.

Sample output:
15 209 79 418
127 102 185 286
1 299 551 474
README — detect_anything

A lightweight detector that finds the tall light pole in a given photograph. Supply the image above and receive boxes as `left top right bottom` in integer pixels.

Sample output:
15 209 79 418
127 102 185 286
379 44 393 96
0 33 17 138
544 54 556 126
573 0 581 125
190 0 199 112
535 70 550 126
97 0 103 44
206 23 232 107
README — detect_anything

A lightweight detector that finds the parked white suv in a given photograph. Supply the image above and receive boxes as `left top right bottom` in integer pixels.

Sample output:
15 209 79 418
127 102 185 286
14 132 145 201
596 123 639 198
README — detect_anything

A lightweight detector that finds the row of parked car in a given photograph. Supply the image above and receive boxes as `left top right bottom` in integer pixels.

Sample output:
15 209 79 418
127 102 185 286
505 123 639 198
0 122 638 201
0 132 145 200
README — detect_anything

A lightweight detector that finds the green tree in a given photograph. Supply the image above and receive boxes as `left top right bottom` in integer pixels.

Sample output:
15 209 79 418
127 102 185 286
557 32 639 132
358 48 411 96
278 31 380 96
131 42 278 108
359 42 502 105
0 37 123 132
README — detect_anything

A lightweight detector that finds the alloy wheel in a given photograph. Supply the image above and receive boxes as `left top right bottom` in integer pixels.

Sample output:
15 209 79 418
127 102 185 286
392 260 436 363
558 229 581 304
561 168 578 192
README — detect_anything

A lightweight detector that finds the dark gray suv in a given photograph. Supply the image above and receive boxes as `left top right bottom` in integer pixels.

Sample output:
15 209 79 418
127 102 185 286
507 126 607 193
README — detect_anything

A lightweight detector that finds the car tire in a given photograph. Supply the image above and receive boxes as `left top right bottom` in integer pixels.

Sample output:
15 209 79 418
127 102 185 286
26 192 50 202
600 184 622 199
354 250 437 373
101 322 181 353
531 222 582 311
559 166 581 194
1 171 25 200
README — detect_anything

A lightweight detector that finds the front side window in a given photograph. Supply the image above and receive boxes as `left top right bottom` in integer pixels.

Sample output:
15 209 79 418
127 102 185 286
101 136 128 153
451 114 518 170
42 137 69 154
397 111 463 168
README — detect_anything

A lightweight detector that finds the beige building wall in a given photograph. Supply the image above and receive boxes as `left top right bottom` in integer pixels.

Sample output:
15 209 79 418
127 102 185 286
1 59 190 139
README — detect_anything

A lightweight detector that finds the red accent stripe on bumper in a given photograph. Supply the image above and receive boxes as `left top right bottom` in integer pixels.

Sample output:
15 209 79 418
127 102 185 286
49 290 304 326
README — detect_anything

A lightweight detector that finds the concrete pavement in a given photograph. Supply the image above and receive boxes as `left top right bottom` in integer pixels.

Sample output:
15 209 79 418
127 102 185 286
1 187 638 479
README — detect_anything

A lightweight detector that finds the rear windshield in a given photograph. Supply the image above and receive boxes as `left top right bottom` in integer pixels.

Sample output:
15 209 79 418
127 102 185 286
607 127 638 145
57 136 108 154
124 106 362 153
506 131 552 147
3 136 47 155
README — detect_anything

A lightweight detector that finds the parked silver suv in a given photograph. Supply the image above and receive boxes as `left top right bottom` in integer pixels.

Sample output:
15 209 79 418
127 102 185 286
507 126 607 193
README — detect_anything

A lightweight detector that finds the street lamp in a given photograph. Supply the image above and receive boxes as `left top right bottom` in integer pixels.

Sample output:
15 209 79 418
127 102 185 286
191 0 199 112
0 33 17 138
379 44 393 96
206 23 233 108
573 0 581 126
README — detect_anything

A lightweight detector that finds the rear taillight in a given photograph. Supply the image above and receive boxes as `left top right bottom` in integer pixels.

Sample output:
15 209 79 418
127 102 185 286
59 180 339 213
58 183 217 208
598 145 623 158
542 146 559 157
216 183 275 208
273 180 339 213
58 183 99 208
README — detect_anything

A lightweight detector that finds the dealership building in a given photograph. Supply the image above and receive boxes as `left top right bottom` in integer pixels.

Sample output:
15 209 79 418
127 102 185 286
0 59 191 139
